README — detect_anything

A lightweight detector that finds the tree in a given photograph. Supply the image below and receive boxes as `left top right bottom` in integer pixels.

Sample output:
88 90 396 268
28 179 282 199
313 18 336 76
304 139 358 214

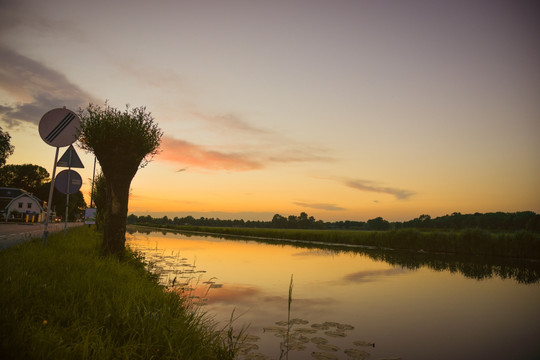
0 164 50 194
366 216 391 231
271 214 287 228
0 127 14 167
79 104 163 257
91 172 107 231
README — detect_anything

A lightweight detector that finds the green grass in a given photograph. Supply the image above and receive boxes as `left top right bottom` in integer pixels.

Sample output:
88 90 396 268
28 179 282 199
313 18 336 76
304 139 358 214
0 226 238 360
137 224 540 259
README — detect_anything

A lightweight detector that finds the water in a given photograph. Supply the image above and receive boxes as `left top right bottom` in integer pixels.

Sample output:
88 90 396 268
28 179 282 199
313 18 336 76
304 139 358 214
126 228 540 360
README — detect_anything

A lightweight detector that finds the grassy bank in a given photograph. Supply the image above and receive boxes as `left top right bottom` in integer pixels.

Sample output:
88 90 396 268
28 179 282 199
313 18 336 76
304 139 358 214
0 226 238 360
136 224 540 259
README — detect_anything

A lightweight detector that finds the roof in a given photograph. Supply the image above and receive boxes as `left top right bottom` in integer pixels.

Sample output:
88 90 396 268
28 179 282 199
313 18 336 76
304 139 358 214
0 187 24 199
0 187 43 212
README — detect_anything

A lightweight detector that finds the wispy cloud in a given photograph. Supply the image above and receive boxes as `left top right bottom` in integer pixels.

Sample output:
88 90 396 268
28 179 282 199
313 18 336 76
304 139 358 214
191 110 269 134
0 45 97 127
268 146 334 164
293 201 346 211
159 134 334 171
344 178 416 200
159 135 263 171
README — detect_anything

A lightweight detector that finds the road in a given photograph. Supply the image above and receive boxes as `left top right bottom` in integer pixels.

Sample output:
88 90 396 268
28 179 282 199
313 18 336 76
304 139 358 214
0 222 84 250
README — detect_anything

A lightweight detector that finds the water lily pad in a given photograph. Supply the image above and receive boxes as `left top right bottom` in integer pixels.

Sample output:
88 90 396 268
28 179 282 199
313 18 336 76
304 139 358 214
243 334 260 342
263 326 287 336
344 348 371 359
311 352 339 360
337 323 355 331
286 341 307 351
324 330 347 338
353 340 375 347
294 327 317 334
311 323 330 330
291 334 310 343
275 320 289 326
317 343 341 352
310 337 329 345
323 321 340 328
290 318 309 325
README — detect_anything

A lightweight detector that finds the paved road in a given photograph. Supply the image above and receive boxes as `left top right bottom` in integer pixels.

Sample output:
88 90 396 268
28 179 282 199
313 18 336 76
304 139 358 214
0 222 84 250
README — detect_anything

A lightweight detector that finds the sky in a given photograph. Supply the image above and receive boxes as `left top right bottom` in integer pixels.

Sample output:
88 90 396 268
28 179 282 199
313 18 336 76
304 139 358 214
1 0 539 222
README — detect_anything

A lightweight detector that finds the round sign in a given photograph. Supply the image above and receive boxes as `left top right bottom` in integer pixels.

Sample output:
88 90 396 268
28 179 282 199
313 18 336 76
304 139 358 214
54 170 82 195
39 108 81 147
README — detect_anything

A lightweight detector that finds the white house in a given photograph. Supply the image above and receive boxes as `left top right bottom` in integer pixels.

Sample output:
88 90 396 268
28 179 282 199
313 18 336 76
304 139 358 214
0 187 44 222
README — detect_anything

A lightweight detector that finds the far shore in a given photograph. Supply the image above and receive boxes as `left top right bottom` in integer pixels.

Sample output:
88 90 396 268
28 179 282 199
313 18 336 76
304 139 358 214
127 223 540 260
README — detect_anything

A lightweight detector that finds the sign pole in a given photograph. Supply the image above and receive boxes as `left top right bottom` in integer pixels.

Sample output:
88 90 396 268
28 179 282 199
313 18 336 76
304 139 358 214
90 156 96 207
64 149 72 233
42 147 60 245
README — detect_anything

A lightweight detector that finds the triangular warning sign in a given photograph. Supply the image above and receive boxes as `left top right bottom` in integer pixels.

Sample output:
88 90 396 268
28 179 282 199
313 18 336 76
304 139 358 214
57 145 84 168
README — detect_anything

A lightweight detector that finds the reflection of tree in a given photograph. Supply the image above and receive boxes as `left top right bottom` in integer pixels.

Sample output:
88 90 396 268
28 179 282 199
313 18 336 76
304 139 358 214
131 227 539 284
367 250 540 284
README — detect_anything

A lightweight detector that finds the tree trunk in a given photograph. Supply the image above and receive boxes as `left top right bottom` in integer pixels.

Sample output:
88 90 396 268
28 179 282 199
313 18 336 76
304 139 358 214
102 175 132 258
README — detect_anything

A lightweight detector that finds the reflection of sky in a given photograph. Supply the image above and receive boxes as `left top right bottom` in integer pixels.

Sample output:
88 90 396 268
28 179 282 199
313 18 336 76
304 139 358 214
127 230 540 360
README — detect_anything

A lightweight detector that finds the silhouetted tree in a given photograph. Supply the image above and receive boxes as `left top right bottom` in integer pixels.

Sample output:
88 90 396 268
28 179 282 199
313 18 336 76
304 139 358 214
366 216 390 230
79 104 162 257
91 172 107 230
0 164 50 194
272 214 287 228
0 127 14 167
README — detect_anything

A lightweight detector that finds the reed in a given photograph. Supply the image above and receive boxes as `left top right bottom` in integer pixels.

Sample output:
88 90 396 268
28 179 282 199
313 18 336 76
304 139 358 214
0 226 238 359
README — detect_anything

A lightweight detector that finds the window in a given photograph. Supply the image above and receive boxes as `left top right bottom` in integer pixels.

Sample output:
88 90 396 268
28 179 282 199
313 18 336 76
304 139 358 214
28 203 32 209
18 202 23 208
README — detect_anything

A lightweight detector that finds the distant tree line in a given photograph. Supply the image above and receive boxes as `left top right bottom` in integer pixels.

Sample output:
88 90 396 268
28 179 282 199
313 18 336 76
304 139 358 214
127 211 540 232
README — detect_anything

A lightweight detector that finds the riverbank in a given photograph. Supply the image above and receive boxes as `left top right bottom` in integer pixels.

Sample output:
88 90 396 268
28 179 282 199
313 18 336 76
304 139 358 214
133 223 540 259
0 226 239 359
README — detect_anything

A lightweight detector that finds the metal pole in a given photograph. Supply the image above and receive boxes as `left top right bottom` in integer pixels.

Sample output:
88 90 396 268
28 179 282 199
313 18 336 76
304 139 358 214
42 147 60 245
64 148 72 233
90 156 96 208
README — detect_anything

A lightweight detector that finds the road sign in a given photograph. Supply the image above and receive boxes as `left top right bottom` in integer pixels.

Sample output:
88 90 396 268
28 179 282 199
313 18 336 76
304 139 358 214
54 170 82 194
84 208 97 225
38 108 81 147
57 145 84 168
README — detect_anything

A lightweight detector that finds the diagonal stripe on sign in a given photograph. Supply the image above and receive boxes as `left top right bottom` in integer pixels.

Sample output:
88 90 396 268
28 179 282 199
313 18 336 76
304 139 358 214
45 112 75 143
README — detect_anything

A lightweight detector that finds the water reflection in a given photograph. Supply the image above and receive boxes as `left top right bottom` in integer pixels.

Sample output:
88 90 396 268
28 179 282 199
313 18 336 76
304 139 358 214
127 227 540 284
126 227 540 359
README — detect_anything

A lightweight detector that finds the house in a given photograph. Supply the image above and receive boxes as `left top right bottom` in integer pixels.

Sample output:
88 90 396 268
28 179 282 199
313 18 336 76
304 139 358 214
0 187 44 222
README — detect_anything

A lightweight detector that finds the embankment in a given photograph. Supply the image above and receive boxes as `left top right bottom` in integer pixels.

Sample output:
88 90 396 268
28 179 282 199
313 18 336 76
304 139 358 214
0 226 237 360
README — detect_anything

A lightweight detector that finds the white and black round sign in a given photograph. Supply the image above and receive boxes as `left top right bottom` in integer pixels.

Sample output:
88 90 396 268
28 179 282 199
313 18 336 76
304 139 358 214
54 170 82 195
38 108 81 147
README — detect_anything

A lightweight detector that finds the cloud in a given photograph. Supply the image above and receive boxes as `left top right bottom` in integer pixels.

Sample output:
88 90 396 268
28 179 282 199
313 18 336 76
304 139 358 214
342 268 407 283
0 45 97 127
188 110 334 165
191 110 269 135
158 135 263 171
267 146 334 164
293 201 346 211
343 178 415 200
159 133 334 171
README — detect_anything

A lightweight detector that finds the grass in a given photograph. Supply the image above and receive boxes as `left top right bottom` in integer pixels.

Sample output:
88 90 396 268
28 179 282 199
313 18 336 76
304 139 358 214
136 224 540 259
0 226 239 360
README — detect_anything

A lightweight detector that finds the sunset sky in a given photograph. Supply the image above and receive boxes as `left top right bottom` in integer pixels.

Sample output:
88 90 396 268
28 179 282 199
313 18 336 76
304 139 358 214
1 0 539 222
